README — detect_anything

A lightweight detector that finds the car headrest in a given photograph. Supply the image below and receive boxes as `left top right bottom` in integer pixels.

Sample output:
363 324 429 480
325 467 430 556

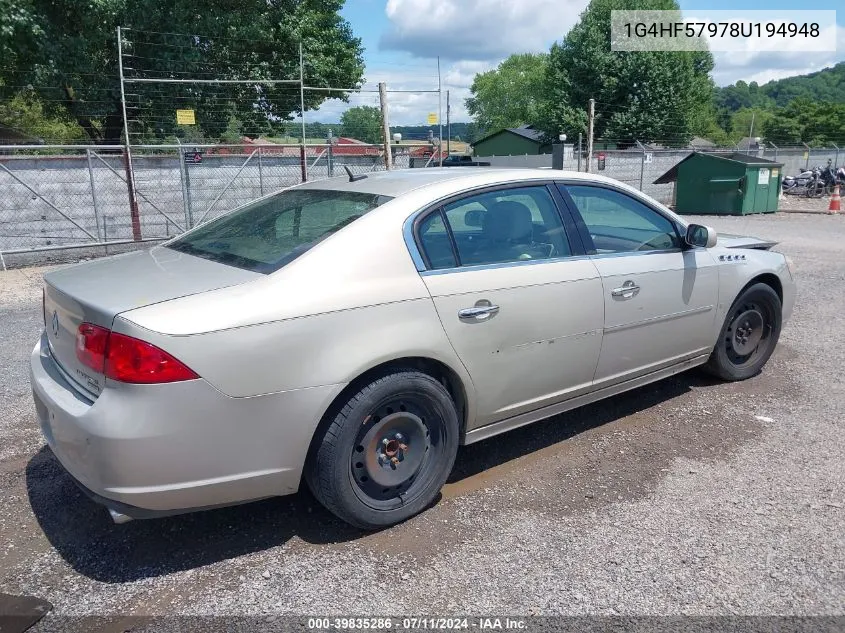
483 201 533 242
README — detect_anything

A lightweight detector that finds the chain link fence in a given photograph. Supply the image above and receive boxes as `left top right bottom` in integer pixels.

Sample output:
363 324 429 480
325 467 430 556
0 142 412 258
3 140 843 259
480 143 843 206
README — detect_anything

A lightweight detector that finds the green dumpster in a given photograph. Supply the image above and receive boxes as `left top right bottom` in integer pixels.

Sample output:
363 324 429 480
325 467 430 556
654 152 784 215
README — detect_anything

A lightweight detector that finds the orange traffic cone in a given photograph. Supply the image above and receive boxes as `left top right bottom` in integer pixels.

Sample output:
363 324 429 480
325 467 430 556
828 185 841 214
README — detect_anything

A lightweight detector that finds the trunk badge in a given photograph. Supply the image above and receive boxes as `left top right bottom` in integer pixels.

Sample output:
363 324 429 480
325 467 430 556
51 311 59 337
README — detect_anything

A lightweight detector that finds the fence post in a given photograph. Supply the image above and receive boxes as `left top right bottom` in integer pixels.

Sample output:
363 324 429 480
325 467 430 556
636 140 645 191
85 150 102 241
258 146 264 196
586 98 595 174
121 150 142 241
378 82 393 170
117 27 142 241
300 145 307 182
577 133 582 172
833 143 839 169
803 143 811 170
328 144 334 177
769 141 778 163
176 140 192 229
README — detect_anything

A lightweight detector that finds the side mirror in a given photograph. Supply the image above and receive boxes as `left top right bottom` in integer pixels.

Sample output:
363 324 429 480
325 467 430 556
464 209 486 227
685 223 717 248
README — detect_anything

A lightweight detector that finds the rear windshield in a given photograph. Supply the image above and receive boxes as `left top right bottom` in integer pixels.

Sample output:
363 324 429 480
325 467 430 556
166 189 393 273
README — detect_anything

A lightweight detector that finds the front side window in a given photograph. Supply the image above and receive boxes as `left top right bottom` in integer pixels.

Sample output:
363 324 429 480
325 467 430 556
418 186 571 269
167 189 392 273
562 185 680 254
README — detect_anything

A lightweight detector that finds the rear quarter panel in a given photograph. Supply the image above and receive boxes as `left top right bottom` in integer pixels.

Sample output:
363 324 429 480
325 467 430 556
115 200 477 421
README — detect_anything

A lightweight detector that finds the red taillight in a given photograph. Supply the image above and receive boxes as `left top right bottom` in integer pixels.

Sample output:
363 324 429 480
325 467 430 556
76 323 110 372
105 332 198 384
75 323 198 384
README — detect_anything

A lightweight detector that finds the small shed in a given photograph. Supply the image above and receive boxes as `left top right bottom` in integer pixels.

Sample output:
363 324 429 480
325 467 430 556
471 125 552 156
654 152 784 215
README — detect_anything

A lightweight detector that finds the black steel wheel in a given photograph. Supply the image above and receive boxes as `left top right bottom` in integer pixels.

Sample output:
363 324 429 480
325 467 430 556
704 283 782 381
305 369 459 530
805 181 824 198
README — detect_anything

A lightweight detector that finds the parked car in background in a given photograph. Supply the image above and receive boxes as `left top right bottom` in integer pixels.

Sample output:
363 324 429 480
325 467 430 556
31 168 795 529
441 154 491 167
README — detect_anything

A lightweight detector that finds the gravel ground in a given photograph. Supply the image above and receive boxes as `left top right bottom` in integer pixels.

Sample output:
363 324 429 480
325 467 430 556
778 193 838 214
0 214 843 625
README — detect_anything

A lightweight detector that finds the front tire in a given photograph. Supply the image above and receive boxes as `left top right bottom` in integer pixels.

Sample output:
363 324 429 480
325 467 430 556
305 370 459 530
704 283 782 381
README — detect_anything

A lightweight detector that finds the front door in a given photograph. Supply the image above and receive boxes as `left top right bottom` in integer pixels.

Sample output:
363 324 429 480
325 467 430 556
560 183 719 386
415 184 605 428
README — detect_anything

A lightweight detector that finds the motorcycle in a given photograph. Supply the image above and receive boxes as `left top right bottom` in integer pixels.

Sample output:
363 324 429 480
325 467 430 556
782 166 821 196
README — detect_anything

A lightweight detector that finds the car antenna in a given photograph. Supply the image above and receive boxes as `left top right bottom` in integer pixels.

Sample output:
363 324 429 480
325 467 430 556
343 165 368 182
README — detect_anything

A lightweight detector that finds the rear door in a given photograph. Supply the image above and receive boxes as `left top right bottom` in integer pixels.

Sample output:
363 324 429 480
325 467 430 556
413 183 604 428
558 183 719 387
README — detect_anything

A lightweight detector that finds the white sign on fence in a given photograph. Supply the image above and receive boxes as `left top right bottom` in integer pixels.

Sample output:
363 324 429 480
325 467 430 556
644 153 653 164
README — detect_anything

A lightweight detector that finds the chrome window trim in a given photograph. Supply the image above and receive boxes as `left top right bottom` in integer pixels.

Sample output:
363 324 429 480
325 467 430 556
402 217 428 272
417 246 685 277
419 254 595 277
589 247 683 260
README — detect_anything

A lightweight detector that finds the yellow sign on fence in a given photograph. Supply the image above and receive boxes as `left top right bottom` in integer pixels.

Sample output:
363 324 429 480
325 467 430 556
427 112 438 125
176 109 196 125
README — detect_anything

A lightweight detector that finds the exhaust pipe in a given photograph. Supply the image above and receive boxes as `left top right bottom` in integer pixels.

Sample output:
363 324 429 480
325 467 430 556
108 508 133 524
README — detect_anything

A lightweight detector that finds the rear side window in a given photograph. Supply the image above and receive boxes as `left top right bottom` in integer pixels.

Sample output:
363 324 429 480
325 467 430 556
167 189 392 273
417 186 572 270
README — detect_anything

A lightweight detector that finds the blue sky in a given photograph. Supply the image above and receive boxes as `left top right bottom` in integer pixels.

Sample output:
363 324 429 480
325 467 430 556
326 1 843 125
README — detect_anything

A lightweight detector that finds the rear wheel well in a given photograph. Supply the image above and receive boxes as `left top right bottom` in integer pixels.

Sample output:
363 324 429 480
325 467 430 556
305 358 469 466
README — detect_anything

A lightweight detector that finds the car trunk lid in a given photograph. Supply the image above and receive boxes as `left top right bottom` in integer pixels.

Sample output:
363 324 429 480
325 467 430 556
42 246 260 397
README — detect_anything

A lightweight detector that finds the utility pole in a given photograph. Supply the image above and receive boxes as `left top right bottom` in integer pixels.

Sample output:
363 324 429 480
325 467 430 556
446 90 451 156
437 56 443 166
378 82 392 170
586 98 595 174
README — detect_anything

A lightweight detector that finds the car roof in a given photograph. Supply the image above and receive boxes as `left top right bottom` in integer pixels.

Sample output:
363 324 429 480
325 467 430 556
296 167 622 198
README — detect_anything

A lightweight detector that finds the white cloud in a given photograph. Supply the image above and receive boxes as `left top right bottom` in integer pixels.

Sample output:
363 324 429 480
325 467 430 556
710 25 845 86
309 5 845 126
380 0 587 61
309 59 493 125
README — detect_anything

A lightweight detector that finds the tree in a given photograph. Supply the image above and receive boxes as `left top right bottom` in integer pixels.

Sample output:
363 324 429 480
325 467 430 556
0 84 85 142
762 98 845 146
729 108 773 142
339 106 382 144
465 53 548 134
538 0 715 147
0 0 364 144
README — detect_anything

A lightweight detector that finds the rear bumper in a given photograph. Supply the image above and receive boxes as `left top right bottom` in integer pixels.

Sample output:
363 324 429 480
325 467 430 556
30 332 344 516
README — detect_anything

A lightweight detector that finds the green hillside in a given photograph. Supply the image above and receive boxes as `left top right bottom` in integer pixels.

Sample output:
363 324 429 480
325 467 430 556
715 62 845 113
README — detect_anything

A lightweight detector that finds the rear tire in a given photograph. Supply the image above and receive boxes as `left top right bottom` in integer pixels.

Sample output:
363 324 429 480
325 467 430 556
703 283 782 381
305 369 459 530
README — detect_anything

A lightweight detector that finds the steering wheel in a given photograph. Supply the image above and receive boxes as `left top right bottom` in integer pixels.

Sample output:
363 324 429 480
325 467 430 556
516 242 556 261
635 235 671 252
